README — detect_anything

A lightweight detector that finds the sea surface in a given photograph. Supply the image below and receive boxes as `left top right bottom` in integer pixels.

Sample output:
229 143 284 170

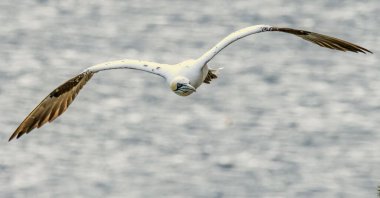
0 1 379 197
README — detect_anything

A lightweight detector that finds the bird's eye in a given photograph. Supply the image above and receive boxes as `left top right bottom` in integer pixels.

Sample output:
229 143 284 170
177 83 184 89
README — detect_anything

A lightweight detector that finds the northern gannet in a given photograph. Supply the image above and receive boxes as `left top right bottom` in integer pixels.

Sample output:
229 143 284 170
8 25 372 141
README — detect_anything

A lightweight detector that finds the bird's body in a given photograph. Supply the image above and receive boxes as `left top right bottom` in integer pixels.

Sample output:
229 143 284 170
9 24 372 141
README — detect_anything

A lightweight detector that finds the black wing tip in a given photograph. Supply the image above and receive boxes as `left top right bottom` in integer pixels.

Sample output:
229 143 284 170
273 27 373 55
361 48 373 54
348 44 372 54
8 134 17 142
8 131 24 142
344 47 372 54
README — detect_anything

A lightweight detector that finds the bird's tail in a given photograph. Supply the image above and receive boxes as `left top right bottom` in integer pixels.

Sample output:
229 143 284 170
203 67 223 84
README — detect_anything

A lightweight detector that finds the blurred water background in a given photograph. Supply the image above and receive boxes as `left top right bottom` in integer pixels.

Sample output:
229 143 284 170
0 0 379 197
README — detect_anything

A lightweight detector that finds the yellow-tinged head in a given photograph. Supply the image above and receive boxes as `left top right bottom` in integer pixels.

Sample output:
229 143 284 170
170 76 196 96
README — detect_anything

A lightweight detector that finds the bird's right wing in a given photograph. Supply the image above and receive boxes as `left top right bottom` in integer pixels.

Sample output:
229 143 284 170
9 59 170 141
9 71 94 141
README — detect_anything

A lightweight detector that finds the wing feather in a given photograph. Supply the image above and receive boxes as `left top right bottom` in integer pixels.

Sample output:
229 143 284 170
272 27 372 53
9 71 94 141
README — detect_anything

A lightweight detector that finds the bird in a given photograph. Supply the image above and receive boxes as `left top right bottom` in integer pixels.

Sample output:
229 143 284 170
8 24 372 141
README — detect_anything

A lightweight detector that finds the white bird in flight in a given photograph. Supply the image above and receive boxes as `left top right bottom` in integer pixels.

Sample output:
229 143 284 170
9 24 372 141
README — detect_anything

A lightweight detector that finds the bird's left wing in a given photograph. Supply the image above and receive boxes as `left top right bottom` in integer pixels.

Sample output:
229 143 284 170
196 25 372 66
9 71 94 141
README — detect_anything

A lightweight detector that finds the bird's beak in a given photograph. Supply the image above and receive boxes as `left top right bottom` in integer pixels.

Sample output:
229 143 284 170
182 83 196 92
174 82 197 96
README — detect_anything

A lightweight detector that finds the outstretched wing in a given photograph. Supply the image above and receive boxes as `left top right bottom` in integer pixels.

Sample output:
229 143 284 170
196 25 372 65
9 71 94 141
9 59 171 141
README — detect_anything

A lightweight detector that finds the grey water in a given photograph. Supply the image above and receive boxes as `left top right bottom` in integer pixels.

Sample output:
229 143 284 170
0 1 379 197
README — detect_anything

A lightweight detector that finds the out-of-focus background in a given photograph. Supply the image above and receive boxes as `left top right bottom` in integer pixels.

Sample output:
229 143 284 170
0 0 379 197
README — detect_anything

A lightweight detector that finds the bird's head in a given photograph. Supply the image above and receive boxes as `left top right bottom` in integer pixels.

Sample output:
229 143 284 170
170 76 196 96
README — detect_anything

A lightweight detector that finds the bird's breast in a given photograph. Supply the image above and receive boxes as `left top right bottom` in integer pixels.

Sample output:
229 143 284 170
185 65 208 89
